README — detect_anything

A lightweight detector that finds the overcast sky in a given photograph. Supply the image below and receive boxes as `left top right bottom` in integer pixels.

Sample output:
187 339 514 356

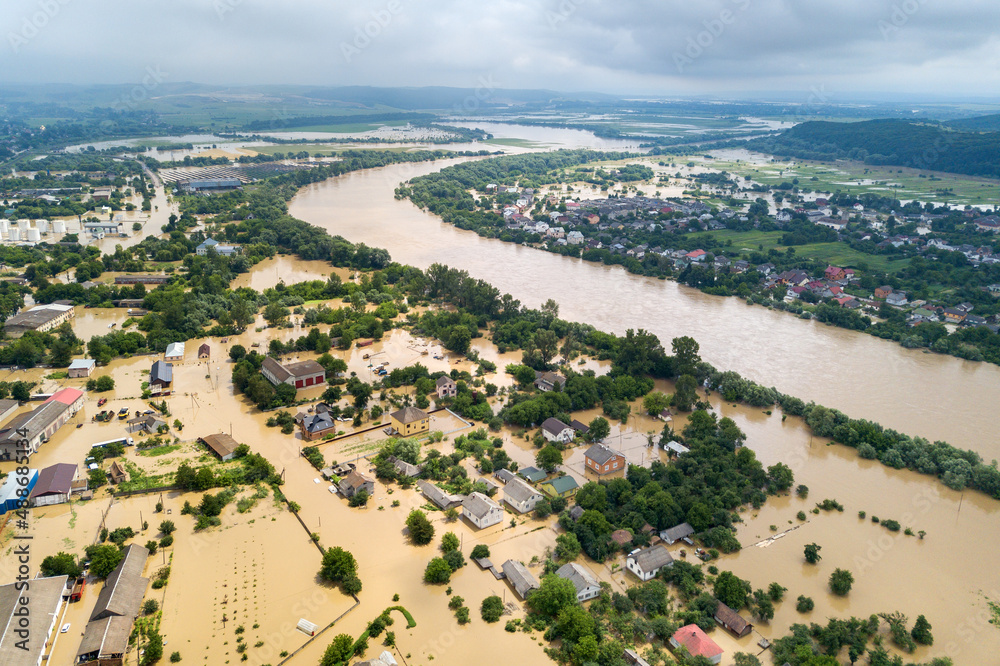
3 0 999 98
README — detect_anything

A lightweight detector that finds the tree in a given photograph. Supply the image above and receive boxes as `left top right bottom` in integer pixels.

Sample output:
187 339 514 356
443 549 465 571
672 336 701 375
586 416 610 442
829 568 854 596
766 462 794 491
796 595 814 613
643 391 670 416
533 498 552 519
320 547 358 585
424 557 452 584
481 595 504 622
674 374 698 412
88 545 124 578
535 445 562 473
441 532 460 552
804 543 822 564
40 552 82 579
767 582 787 602
229 344 246 361
526 574 577 619
320 634 355 666
406 510 435 545
88 468 107 488
733 654 762 666
263 302 290 327
159 520 176 535
471 545 490 560
713 571 751 609
911 615 933 645
142 630 163 665
554 533 581 562
143 599 159 615
533 329 559 368
751 588 775 622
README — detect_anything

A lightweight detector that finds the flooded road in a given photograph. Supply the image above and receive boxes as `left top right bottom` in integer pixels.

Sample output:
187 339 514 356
289 160 1000 459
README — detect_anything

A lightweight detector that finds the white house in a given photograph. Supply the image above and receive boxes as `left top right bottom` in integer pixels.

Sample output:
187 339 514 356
626 545 674 581
556 563 601 602
502 477 543 514
462 492 503 529
540 418 574 444
164 342 185 362
567 231 585 245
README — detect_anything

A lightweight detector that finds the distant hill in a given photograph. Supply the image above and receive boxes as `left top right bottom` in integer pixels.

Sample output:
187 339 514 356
946 114 1000 132
746 119 1000 178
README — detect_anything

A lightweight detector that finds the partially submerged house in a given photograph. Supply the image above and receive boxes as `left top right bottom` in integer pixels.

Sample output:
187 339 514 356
502 477 544 514
418 480 464 510
462 492 504 529
540 417 574 444
339 471 375 498
714 601 752 637
389 406 430 437
200 433 240 462
556 562 601 602
626 545 674 581
660 522 695 545
501 560 539 599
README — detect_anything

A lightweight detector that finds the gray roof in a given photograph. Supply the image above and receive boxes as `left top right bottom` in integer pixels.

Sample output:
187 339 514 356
569 505 585 520
556 562 600 596
388 456 421 478
0 401 69 446
91 544 149 621
501 560 539 599
149 360 173 384
418 480 464 509
3 305 68 331
541 417 571 437
494 469 515 484
436 376 455 389
164 342 185 358
584 443 620 466
0 575 67 665
302 412 335 434
660 522 695 544
69 358 96 370
503 477 542 505
77 615 133 662
391 406 429 424
628 545 674 573
462 492 501 519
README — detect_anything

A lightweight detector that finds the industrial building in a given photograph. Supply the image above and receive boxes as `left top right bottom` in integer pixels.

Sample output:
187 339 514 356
3 303 75 337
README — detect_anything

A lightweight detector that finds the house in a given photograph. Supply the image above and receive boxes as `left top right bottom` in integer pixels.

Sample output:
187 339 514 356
2 303 75 337
626 545 674 581
114 275 170 285
389 406 429 436
612 530 634 547
78 616 138 665
670 625 723 664
539 475 579 498
198 343 211 359
299 412 337 441
127 414 166 434
200 433 240 461
518 466 547 483
885 291 908 307
28 463 80 507
418 480 464 510
541 417 575 444
584 443 626 476
533 371 566 392
663 440 689 457
0 575 68 666
149 361 173 392
462 492 504 529
569 419 590 436
556 562 601 602
108 460 128 485
196 238 220 255
824 266 847 281
503 476 544 514
874 285 894 299
260 357 326 389
90 544 149 621
68 358 96 378
387 456 422 479
659 522 695 545
714 601 752 637
943 308 966 323
339 470 375 498
657 409 673 422
164 342 185 362
435 376 457 398
501 560 539 599
493 469 516 484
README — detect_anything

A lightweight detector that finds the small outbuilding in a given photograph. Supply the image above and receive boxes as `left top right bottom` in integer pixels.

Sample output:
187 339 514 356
198 343 211 359
200 433 240 461
68 358 96 378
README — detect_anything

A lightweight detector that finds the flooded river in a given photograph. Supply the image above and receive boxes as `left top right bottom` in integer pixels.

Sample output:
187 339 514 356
289 160 1000 460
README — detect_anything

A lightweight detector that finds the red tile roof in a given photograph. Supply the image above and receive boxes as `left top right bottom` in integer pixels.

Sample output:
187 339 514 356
672 624 723 660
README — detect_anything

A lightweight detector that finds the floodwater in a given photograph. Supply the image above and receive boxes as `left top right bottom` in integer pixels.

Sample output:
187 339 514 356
289 160 1000 461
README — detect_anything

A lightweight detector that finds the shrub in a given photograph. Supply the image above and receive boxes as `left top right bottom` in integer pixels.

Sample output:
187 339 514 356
796 595 814 613
470 544 490 559
481 595 504 623
424 558 452 584
406 510 435 545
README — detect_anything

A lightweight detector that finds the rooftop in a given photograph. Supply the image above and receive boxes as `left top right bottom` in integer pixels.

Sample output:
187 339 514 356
200 433 240 459
390 406 429 425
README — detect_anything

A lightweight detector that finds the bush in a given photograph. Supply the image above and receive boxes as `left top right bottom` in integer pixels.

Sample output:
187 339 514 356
159 534 174 548
481 595 504 623
441 532 460 552
143 599 159 615
170 652 181 663
829 568 854 596
443 549 465 571
470 544 490 559
424 557 452 584
406 510 435 545
448 595 465 610
796 595 814 613
455 606 470 624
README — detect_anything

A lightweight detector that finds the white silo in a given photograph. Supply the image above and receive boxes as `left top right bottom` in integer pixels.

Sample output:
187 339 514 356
9 228 20 242
17 219 29 232
52 220 66 234
26 228 40 242
36 220 48 234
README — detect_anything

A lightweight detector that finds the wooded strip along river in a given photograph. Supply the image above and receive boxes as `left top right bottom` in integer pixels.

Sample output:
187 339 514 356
290 158 1000 460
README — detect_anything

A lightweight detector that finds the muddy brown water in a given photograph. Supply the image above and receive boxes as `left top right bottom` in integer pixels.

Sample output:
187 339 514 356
289 159 1000 461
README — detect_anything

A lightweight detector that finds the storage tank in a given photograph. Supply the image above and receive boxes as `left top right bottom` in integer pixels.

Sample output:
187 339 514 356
51 219 66 234
9 228 20 242
35 220 48 234
16 219 29 232
26 228 40 243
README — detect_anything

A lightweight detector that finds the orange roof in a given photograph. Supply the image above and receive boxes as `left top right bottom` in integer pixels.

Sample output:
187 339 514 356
672 624 723 660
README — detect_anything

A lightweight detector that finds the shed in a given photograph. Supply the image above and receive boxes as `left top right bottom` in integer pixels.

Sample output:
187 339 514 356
198 343 211 359
90 544 149 621
418 480 464 510
501 560 539 599
29 463 79 506
68 358 96 378
517 466 546 483
660 522 695 545
0 469 37 515
108 460 129 485
200 433 239 461
164 341 185 361
714 601 753 637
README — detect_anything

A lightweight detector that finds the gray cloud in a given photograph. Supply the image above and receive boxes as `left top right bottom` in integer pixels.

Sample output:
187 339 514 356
2 0 999 97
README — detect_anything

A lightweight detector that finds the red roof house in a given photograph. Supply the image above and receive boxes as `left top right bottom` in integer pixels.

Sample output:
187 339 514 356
670 625 723 664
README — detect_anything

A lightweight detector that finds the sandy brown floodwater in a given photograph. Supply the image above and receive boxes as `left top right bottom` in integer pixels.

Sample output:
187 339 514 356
289 159 1000 461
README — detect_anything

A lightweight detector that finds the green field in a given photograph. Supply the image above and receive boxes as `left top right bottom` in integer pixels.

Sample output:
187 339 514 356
483 137 546 148
688 229 910 273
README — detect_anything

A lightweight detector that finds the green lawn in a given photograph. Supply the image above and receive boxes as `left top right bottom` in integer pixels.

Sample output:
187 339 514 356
689 229 909 273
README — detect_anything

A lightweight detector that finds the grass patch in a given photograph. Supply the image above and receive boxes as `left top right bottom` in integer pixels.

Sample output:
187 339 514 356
138 444 182 457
